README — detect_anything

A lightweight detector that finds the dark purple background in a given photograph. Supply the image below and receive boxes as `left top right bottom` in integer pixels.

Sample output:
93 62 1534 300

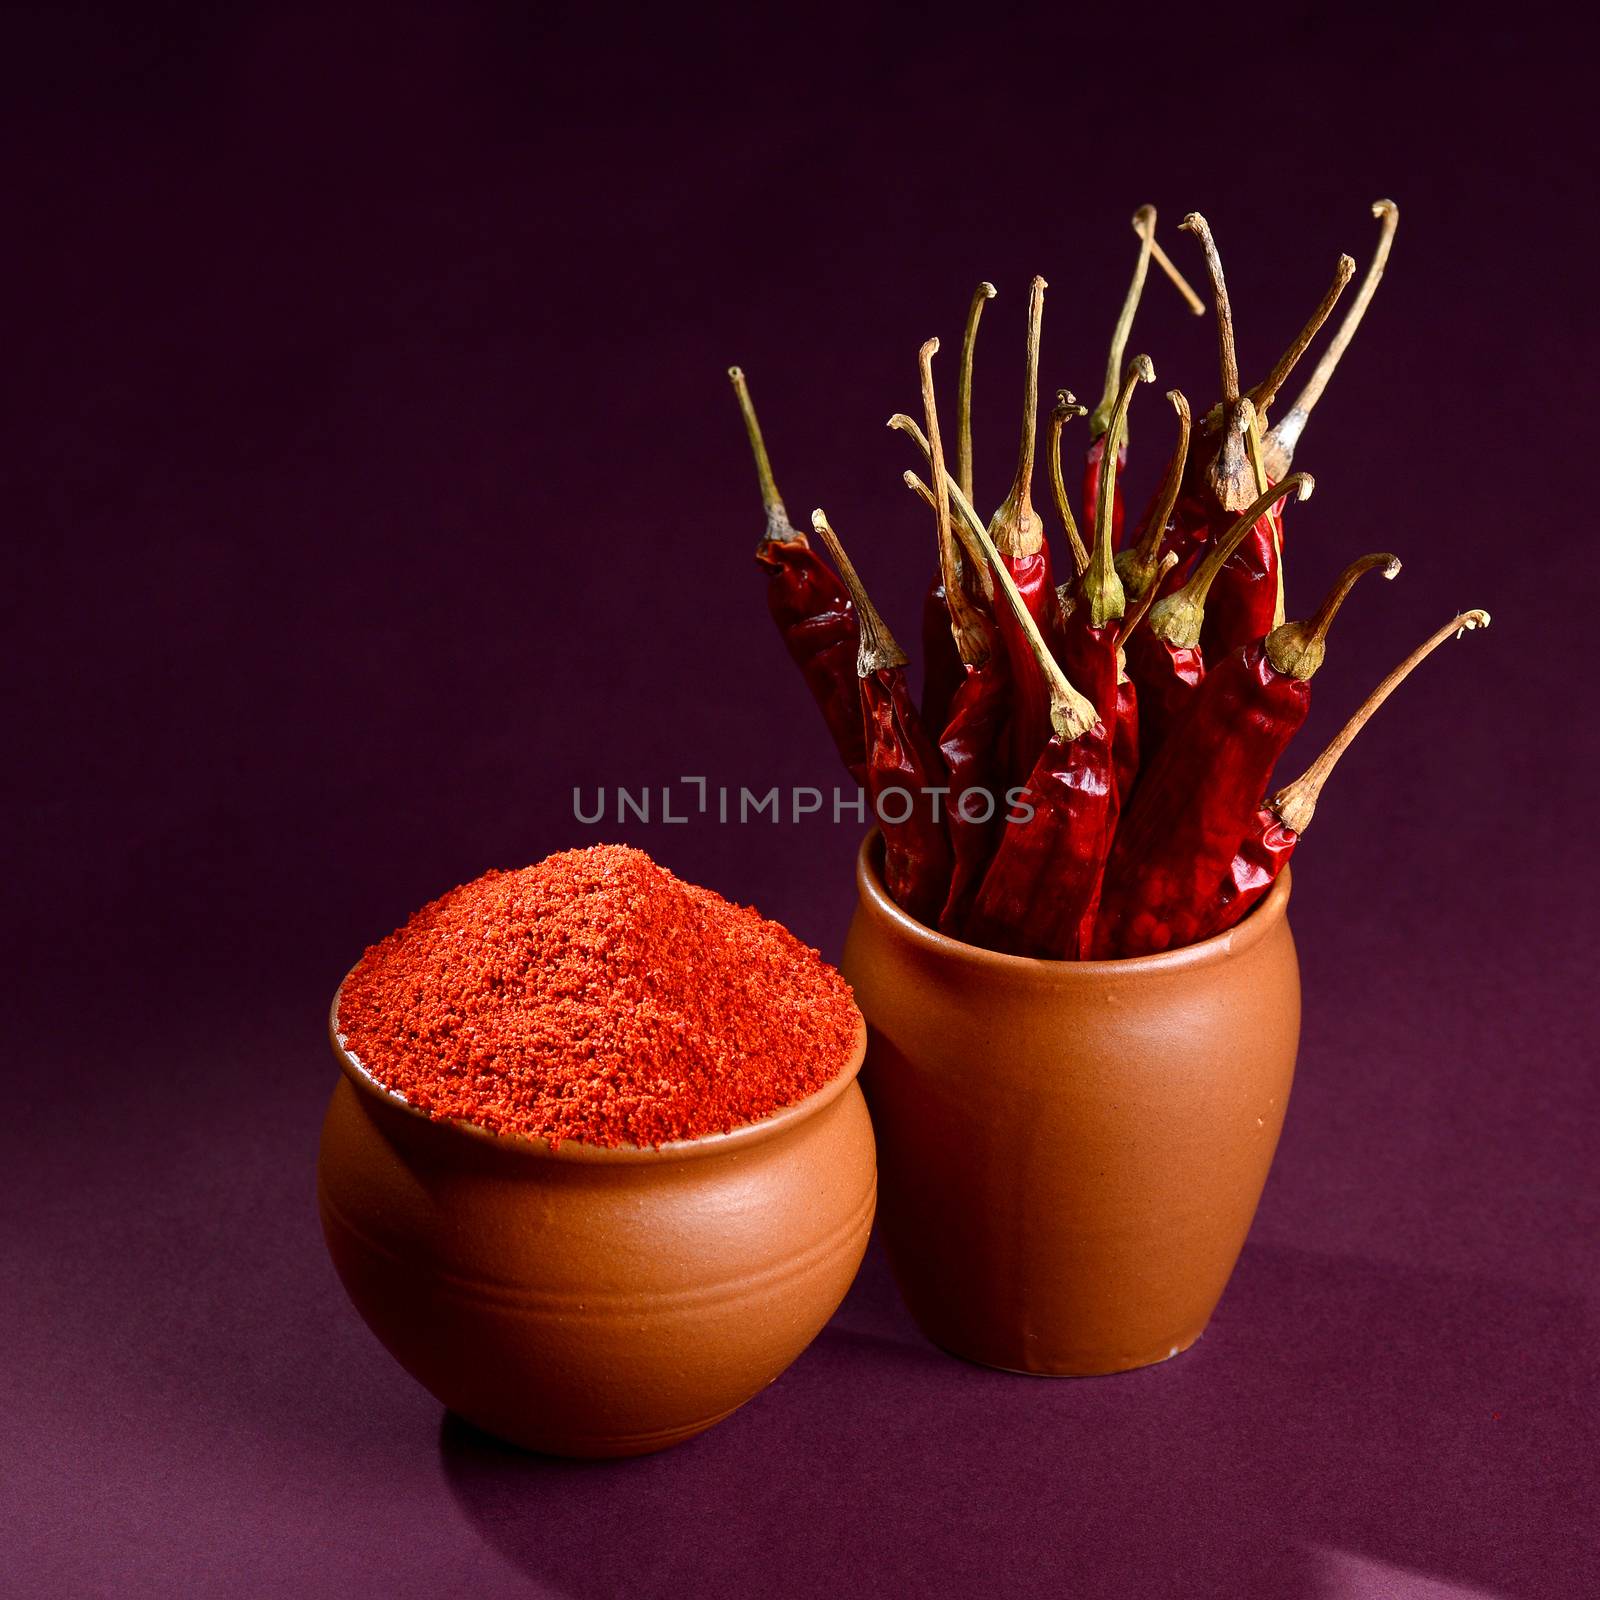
5 5 1594 1597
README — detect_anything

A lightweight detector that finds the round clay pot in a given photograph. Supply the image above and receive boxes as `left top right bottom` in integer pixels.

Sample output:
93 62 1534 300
840 832 1300 1376
317 986 875 1457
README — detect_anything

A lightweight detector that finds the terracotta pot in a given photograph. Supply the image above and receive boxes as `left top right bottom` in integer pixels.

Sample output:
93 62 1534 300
317 987 875 1457
840 832 1300 1376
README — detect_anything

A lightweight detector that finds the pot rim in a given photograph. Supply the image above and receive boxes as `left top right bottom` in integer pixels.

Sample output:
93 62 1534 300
328 977 867 1165
854 828 1291 976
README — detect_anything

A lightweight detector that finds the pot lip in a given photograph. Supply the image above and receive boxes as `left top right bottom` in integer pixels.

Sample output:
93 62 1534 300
854 829 1290 976
327 977 867 1165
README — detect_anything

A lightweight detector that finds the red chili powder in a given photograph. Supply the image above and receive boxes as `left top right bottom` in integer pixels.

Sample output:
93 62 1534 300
335 845 860 1148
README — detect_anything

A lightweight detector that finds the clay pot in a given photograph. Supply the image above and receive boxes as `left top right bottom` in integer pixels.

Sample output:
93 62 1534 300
840 833 1300 1376
317 988 875 1457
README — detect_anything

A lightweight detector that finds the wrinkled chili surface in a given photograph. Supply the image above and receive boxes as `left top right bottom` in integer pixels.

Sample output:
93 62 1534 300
337 845 859 1148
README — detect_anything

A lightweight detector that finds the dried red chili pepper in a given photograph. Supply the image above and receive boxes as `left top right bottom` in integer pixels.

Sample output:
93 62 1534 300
1162 214 1256 565
1095 549 1400 957
1197 254 1356 664
810 509 952 928
981 278 1065 783
921 281 997 737
1189 205 1396 661
892 425 1113 954
1160 221 1346 649
1108 552 1178 805
1061 355 1155 731
1262 201 1400 480
1125 472 1315 765
1196 414 1286 667
729 366 867 787
959 509 1112 960
1196 609 1489 942
913 339 1010 934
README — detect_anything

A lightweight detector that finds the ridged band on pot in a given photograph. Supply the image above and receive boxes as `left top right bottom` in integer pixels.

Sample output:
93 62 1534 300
317 982 875 1457
840 831 1299 1376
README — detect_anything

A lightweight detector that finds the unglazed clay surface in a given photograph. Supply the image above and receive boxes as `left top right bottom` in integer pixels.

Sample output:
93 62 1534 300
841 832 1300 1375
318 997 875 1456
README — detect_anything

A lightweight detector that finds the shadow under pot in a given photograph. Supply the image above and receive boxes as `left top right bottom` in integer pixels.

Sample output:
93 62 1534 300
840 831 1300 1376
317 990 875 1457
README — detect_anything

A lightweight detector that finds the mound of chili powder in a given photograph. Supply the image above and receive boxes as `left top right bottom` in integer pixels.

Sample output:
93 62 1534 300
335 845 860 1148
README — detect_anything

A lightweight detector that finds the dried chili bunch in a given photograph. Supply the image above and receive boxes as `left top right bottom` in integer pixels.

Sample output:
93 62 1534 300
1124 473 1315 766
959 503 1114 960
729 197 1481 963
1095 551 1402 957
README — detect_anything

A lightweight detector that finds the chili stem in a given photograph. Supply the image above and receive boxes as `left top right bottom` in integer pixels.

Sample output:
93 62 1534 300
1180 213 1240 405
1048 389 1091 576
1146 228 1207 316
919 338 989 668
810 510 908 675
1118 389 1192 596
956 282 997 505
964 496 1098 741
989 275 1047 559
890 414 992 590
1266 551 1401 680
1147 469 1315 648
1250 254 1356 422
1243 399 1270 496
895 414 1095 739
728 366 801 547
1089 208 1156 440
1180 212 1252 510
1087 355 1154 626
1270 609 1489 832
1265 200 1399 475
1114 552 1179 652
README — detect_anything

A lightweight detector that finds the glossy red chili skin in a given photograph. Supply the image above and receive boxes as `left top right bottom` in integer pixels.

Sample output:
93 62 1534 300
1093 641 1309 958
1199 810 1298 941
1122 625 1206 768
861 666 952 929
1058 612 1119 724
1160 456 1243 597
936 651 1010 936
1112 675 1140 806
963 721 1114 959
1057 609 1123 829
1199 500 1283 667
1081 435 1126 553
759 539 866 786
993 547 1062 782
920 574 965 743
1161 484 1218 574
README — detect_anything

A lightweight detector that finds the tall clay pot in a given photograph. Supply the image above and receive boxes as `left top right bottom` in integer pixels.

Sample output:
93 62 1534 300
318 992 875 1457
840 832 1300 1376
